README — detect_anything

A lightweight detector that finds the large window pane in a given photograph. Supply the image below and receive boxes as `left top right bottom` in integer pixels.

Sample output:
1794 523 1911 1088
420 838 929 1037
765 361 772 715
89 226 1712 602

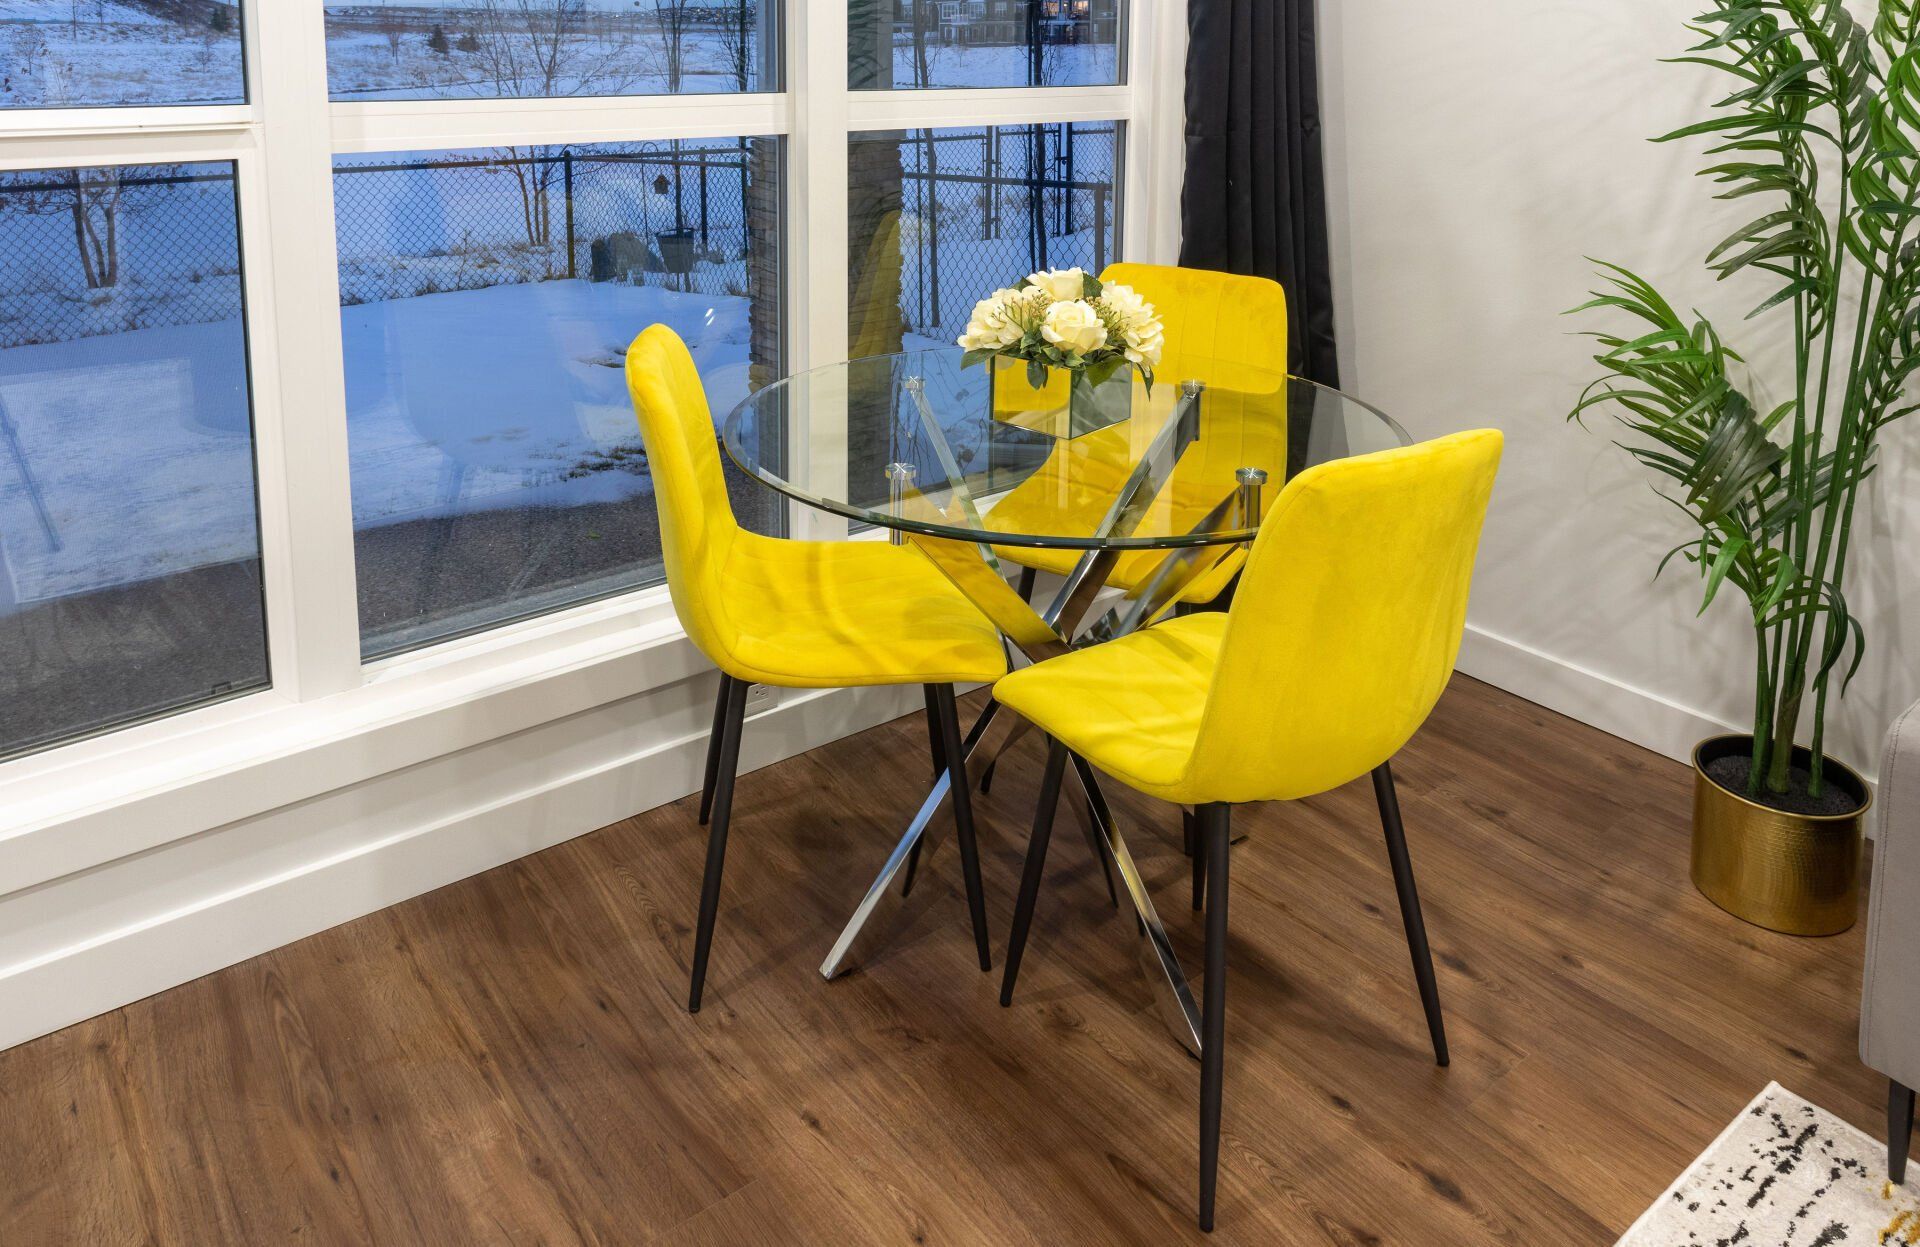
848 122 1121 349
849 0 1120 90
0 1 245 108
335 138 784 658
0 161 267 757
325 1 779 101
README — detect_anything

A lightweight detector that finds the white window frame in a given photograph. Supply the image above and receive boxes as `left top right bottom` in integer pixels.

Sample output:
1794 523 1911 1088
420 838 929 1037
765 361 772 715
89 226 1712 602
0 0 1185 881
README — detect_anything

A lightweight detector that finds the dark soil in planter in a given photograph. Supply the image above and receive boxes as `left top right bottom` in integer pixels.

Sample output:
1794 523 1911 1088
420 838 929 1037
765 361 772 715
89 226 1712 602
1703 753 1863 817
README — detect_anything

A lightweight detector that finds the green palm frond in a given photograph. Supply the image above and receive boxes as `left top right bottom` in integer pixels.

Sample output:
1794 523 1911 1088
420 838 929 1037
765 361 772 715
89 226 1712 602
1881 0 1920 53
1570 0 1920 798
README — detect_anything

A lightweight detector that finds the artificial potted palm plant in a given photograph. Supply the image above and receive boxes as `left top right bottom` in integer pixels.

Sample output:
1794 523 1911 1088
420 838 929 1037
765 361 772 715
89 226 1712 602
1572 0 1920 934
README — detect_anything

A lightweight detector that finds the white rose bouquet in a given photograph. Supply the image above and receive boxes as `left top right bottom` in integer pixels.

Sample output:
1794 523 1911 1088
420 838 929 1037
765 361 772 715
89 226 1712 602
956 266 1165 394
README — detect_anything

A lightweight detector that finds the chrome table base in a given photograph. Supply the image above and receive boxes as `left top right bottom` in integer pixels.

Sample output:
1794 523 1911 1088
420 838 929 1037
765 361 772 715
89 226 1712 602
819 379 1252 1059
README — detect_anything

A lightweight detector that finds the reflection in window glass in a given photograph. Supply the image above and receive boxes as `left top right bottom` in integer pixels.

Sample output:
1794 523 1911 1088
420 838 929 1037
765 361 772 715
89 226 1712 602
848 122 1121 351
849 0 1120 90
0 0 245 109
0 161 267 757
324 0 778 101
334 138 784 658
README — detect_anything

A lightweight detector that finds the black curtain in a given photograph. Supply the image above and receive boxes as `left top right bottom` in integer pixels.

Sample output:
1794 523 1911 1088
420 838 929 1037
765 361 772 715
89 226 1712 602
1180 0 1340 386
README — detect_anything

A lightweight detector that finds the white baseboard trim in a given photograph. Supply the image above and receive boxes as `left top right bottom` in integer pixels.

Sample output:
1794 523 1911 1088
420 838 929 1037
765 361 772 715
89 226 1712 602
1456 621 1883 800
0 677 923 1053
1455 622 1741 768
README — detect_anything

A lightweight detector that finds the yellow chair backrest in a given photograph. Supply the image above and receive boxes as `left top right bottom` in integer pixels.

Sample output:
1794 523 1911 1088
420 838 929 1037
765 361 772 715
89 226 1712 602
988 264 1294 548
1100 263 1292 505
624 323 740 667
1099 261 1288 391
1185 429 1504 803
993 263 1288 422
850 209 906 361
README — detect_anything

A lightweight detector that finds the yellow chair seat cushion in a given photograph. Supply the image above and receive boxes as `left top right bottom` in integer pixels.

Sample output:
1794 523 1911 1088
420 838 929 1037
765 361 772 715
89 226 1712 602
993 613 1229 801
713 532 1009 689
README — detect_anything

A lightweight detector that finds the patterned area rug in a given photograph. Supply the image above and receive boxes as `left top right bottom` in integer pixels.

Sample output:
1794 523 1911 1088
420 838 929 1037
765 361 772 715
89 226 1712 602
1619 1083 1920 1245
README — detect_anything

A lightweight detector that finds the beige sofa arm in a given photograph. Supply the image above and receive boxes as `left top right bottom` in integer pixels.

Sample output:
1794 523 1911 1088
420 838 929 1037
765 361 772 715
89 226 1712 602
1862 697 1920 1091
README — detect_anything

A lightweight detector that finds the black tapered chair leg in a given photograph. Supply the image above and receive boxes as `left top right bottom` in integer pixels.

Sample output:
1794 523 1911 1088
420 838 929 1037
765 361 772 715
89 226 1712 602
1373 761 1449 1067
1015 566 1038 602
1185 805 1203 909
688 677 749 1013
1892 1079 1915 1185
1192 822 1206 912
903 686 949 896
1197 802 1232 1233
923 685 948 783
1002 739 1069 1005
698 674 736 826
932 684 993 972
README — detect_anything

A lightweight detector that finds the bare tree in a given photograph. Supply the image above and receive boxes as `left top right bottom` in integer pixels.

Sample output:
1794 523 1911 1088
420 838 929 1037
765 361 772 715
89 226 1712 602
465 0 639 259
376 2 406 63
651 0 694 93
0 165 184 293
468 0 638 99
69 167 122 289
718 0 754 91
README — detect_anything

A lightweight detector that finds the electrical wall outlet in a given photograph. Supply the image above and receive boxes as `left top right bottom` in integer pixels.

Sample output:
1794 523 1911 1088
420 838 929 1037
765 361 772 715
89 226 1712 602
744 683 777 714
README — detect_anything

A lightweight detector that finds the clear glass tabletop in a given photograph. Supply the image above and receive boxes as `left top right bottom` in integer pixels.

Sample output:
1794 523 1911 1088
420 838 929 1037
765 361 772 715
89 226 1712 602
721 348 1410 550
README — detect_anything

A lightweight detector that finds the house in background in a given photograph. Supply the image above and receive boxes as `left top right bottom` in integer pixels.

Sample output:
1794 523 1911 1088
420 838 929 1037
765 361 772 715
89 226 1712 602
896 0 1121 49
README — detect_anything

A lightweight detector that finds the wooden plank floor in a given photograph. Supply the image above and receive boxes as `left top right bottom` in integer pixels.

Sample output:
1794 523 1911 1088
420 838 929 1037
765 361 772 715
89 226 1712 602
0 676 1884 1244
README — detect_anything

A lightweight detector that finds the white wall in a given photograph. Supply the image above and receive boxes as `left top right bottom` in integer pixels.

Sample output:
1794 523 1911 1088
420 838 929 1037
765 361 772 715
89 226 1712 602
1320 0 1920 778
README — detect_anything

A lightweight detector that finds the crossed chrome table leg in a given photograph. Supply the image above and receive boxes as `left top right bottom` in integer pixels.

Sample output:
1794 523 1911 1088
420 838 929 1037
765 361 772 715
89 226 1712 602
818 379 1260 1060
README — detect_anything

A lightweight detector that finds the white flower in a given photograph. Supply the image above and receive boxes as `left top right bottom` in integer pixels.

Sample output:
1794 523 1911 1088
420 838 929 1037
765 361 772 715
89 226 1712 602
1123 321 1165 369
1097 282 1165 368
956 287 1031 352
1040 298 1108 357
1097 281 1151 329
1026 267 1088 303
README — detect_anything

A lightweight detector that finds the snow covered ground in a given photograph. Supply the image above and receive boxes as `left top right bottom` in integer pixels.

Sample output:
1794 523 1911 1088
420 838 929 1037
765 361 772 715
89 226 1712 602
0 5 1114 109
0 278 744 608
321 26 1112 100
0 8 242 109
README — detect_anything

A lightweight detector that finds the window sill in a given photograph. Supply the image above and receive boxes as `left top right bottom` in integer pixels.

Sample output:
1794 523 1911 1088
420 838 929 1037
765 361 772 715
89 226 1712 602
0 582 703 895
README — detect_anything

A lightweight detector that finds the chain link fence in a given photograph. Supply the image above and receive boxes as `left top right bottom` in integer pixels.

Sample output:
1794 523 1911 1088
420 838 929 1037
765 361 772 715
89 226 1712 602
332 141 765 307
0 127 1117 353
0 164 244 351
890 122 1118 341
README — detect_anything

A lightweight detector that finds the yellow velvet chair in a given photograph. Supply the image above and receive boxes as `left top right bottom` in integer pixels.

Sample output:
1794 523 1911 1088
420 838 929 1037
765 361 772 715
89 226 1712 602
988 263 1292 608
993 429 1503 1231
624 324 1009 1013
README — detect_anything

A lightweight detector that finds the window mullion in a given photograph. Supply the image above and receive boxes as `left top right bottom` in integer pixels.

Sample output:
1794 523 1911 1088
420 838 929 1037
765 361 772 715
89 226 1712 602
247 0 364 700
791 0 849 373
1127 0 1184 266
780 0 852 544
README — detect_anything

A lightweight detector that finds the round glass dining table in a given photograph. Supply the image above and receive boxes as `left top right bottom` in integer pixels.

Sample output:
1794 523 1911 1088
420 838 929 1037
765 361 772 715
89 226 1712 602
720 347 1412 1055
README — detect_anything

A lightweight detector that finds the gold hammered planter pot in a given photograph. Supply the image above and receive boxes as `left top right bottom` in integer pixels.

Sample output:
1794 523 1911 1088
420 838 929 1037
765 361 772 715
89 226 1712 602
1690 735 1870 937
